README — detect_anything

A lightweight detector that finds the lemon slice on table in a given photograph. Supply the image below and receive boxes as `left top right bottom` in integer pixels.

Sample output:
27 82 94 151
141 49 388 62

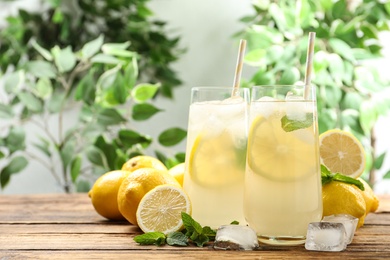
136 184 191 234
319 129 365 179
188 131 246 187
247 114 317 181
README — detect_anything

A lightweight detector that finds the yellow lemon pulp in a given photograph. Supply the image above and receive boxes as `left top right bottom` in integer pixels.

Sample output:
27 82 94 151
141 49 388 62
136 184 191 234
88 170 130 220
188 131 245 187
117 168 180 225
247 114 317 181
319 129 365 179
121 155 167 173
322 181 367 228
168 163 185 186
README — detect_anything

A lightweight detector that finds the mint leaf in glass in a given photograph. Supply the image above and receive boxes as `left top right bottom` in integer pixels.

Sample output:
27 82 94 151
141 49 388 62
281 113 313 132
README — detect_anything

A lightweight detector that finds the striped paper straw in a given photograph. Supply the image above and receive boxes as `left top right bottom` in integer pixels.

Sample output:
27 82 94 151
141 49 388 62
304 32 316 99
232 39 247 96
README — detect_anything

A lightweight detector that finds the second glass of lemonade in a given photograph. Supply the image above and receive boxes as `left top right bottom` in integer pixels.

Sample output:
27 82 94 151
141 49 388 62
183 87 249 228
244 85 323 245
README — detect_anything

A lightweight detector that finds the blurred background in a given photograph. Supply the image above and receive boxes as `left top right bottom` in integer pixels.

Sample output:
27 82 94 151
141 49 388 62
0 0 389 194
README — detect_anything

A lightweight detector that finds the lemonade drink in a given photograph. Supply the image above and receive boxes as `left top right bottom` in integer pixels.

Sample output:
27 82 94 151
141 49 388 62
244 85 322 245
183 87 249 228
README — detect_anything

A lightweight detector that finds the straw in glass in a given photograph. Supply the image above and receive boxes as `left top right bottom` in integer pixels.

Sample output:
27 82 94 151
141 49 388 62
304 32 316 99
232 39 247 96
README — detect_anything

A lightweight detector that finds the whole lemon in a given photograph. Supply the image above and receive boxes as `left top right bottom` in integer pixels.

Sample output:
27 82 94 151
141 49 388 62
168 163 185 186
322 181 367 228
121 155 167 173
88 170 130 220
358 178 380 214
117 167 180 225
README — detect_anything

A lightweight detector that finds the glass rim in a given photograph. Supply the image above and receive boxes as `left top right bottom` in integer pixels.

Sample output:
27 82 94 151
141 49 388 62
251 84 308 88
192 86 249 91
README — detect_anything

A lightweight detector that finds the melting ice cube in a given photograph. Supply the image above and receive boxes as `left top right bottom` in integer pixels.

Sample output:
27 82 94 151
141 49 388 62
285 93 307 121
221 96 245 105
305 222 347 252
214 225 259 251
322 214 358 244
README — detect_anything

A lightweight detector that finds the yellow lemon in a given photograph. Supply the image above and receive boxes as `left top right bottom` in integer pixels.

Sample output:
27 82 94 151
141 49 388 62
189 131 246 187
322 181 367 228
121 155 167 173
168 163 185 186
88 170 130 220
136 184 191 234
117 168 180 225
319 129 365 179
358 178 380 214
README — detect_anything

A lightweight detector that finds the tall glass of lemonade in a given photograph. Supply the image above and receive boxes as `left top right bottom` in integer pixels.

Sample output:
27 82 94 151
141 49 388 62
244 85 322 245
183 87 249 228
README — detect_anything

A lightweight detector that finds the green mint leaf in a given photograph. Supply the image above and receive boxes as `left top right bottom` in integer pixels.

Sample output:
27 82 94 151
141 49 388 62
166 232 188 246
321 164 333 185
281 113 313 132
190 231 200 241
181 212 203 234
333 173 365 191
133 232 166 245
230 220 239 225
193 233 210 247
321 164 365 191
202 226 216 240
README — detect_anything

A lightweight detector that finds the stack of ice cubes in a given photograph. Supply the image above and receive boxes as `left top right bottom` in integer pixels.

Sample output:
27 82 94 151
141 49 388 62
305 214 359 252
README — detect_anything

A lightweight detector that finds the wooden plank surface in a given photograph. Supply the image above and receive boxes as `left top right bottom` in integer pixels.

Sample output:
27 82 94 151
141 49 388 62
1 194 389 259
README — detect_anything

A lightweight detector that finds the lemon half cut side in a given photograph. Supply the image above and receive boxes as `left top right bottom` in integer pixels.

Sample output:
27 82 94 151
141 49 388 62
136 184 191 234
319 129 365 179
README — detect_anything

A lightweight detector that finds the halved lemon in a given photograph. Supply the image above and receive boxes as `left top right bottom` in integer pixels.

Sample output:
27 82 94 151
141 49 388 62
247 114 317 181
188 131 246 187
136 184 191 235
319 129 365 179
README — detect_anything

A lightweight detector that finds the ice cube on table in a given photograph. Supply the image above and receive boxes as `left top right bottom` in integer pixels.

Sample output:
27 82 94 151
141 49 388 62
322 214 358 244
214 225 259 251
305 222 348 252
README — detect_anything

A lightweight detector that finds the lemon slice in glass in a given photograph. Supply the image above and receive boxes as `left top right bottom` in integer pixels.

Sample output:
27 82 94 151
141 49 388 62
247 114 317 181
188 131 245 187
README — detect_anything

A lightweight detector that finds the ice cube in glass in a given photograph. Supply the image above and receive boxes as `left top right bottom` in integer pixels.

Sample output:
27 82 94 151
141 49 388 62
322 214 358 244
214 225 259 250
305 222 348 252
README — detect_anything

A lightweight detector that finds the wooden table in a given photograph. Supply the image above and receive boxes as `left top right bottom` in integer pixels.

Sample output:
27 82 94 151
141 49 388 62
1 194 389 259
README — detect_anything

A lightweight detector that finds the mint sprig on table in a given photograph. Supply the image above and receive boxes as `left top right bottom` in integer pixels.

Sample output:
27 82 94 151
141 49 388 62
134 212 217 247
321 164 364 191
281 113 313 132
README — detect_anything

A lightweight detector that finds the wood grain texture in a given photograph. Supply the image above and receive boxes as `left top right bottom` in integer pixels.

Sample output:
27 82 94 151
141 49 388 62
1 194 389 259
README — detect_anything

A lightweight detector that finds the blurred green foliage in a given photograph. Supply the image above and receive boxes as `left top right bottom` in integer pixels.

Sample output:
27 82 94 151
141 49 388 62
237 0 390 185
0 0 182 97
0 1 186 192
